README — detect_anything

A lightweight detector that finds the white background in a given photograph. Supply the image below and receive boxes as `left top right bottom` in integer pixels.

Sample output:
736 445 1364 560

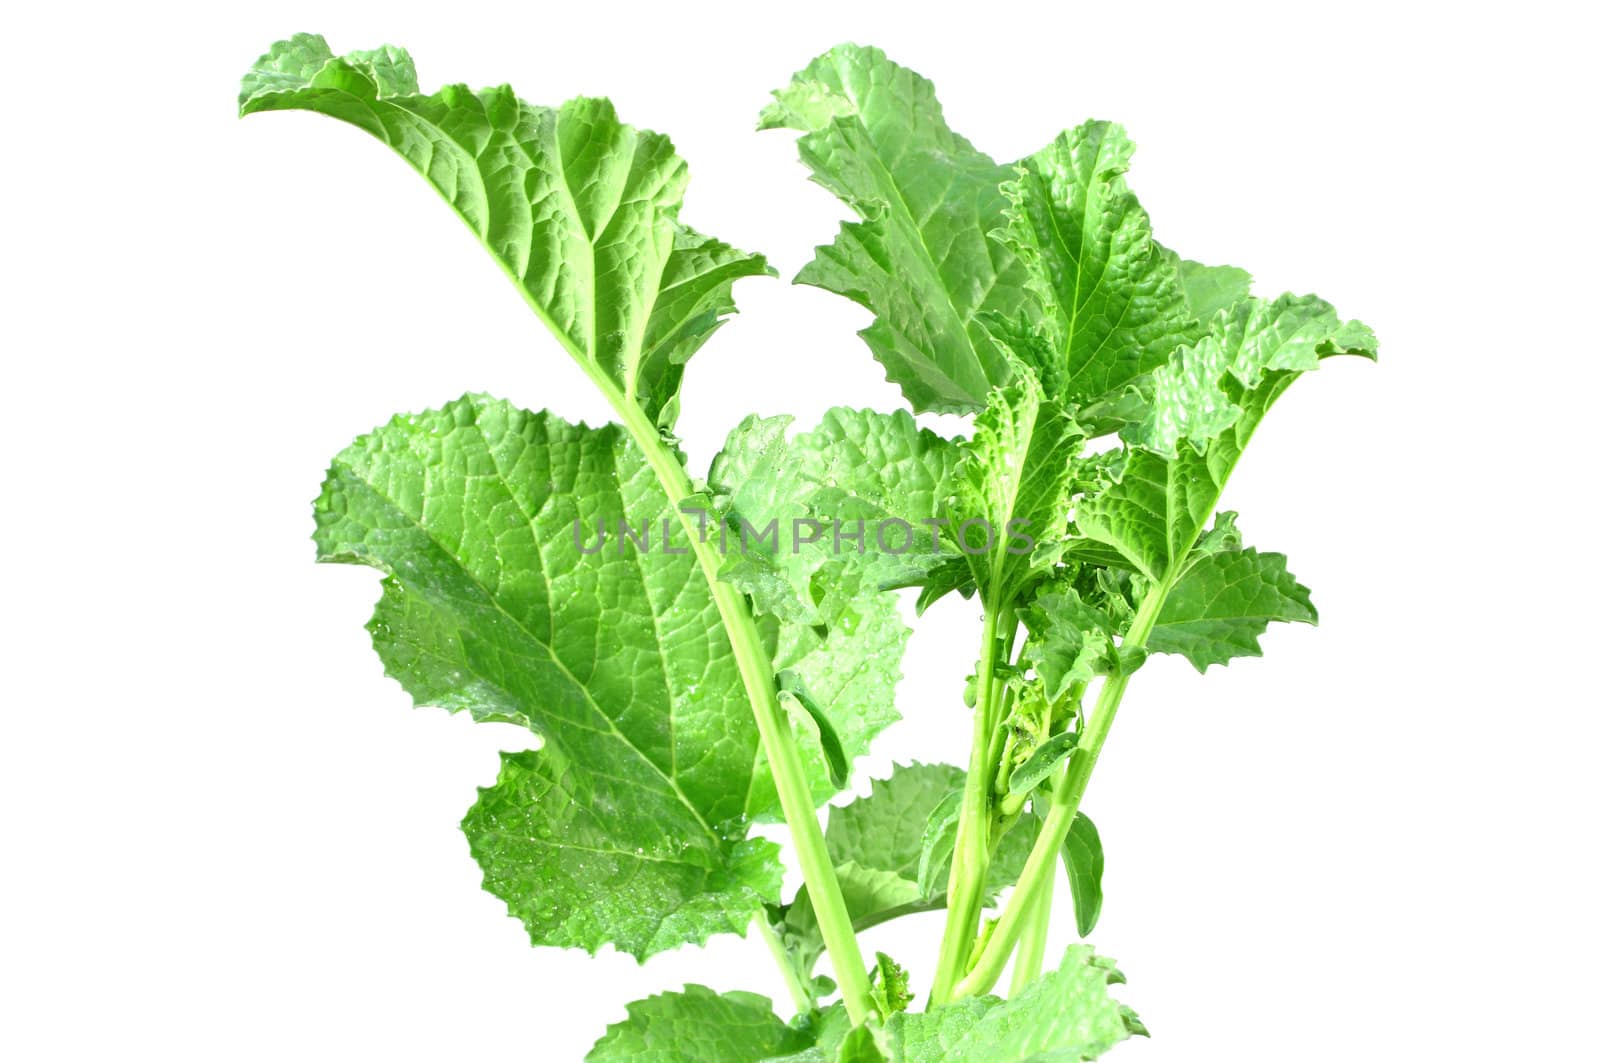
5 1 1597 1059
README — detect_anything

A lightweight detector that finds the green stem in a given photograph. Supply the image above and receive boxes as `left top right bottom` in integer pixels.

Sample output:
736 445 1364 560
606 386 876 1024
1009 857 1056 993
757 916 815 1015
929 606 1012 1004
951 581 1171 1000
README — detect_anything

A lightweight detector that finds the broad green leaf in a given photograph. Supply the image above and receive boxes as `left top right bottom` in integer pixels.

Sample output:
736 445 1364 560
1062 814 1106 938
1077 293 1377 582
240 34 770 429
887 946 1142 1060
315 395 784 956
1003 122 1198 406
703 409 963 807
755 565 906 810
955 366 1086 606
760 45 1033 413
1150 544 1318 672
1072 253 1249 439
588 985 811 1062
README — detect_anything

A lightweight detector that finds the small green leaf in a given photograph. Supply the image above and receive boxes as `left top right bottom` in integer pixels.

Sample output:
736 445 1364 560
1062 813 1106 938
917 788 967 897
834 1024 892 1062
710 408 962 598
1020 589 1118 701
588 985 812 1062
1151 541 1318 672
955 366 1086 606
916 783 1038 899
778 670 850 788
1007 732 1078 797
870 951 915 1015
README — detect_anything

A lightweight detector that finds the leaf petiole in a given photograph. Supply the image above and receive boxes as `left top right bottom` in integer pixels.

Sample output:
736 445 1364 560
607 387 878 1024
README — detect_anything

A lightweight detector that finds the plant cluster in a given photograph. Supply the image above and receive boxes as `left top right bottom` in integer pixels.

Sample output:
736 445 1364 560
241 34 1375 1060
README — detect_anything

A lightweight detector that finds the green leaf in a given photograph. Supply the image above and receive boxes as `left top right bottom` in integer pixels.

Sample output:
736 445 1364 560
835 1025 892 1063
1149 541 1318 672
710 408 962 600
588 985 812 1062
758 1008 887 1063
1007 732 1078 798
756 567 907 810
1020 589 1118 701
240 34 770 429
1002 122 1198 406
760 45 1033 413
828 763 966 882
694 412 924 809
765 948 1140 1063
704 408 964 808
1061 813 1106 938
1076 293 1377 583
916 787 968 898
1174 255 1253 323
955 366 1086 606
1124 292 1376 460
916 781 1039 899
870 951 915 1015
778 670 851 788
781 765 1034 973
786 765 966 973
888 946 1142 1060
315 395 784 957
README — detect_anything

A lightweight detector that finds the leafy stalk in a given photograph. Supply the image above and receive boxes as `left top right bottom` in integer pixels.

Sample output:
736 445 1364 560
610 393 877 1022
952 583 1168 999
929 605 1005 1003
